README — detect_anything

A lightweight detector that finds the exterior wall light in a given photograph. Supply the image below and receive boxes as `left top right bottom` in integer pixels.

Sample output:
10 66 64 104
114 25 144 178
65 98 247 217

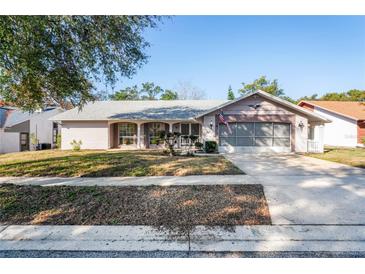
298 121 304 128
209 120 213 129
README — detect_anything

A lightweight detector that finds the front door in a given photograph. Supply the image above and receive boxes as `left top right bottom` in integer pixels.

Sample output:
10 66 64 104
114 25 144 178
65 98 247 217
20 132 29 151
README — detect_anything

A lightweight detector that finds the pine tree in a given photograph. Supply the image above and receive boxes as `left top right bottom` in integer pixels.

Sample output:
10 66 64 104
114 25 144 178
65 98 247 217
227 85 235 100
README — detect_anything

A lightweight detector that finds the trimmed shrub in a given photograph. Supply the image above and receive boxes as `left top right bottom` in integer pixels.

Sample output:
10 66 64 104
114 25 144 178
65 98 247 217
70 140 82 151
204 141 218 153
195 141 204 150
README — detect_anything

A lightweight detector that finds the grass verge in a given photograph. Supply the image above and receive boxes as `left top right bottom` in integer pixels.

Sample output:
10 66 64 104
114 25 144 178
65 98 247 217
0 184 270 235
307 146 365 169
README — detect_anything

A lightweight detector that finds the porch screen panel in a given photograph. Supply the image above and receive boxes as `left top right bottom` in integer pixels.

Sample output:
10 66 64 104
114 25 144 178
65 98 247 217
181 124 189 135
119 123 137 145
191 124 200 136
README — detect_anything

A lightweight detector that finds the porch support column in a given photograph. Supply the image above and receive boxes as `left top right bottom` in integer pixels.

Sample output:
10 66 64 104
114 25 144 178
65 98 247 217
137 123 141 148
168 122 173 133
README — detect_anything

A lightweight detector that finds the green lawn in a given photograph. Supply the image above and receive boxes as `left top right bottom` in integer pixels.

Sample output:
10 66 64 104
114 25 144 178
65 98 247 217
0 150 243 177
307 146 365 169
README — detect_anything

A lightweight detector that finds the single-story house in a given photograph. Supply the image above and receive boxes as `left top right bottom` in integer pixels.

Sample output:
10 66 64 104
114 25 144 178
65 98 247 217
51 90 330 153
0 106 64 153
298 101 365 147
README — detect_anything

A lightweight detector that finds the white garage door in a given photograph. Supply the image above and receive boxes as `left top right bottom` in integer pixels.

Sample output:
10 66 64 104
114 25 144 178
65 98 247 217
219 122 291 148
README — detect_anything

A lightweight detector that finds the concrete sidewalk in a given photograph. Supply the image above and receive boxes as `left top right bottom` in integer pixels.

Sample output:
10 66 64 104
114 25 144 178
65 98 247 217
0 175 254 186
1 225 365 253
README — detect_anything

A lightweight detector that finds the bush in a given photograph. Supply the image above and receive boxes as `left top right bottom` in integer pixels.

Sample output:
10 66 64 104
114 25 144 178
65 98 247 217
362 137 365 145
195 141 203 150
158 131 181 156
70 140 82 151
204 141 218 153
29 133 39 150
56 134 62 149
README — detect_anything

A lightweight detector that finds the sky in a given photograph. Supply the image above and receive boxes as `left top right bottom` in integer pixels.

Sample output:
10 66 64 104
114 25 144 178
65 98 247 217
106 16 365 100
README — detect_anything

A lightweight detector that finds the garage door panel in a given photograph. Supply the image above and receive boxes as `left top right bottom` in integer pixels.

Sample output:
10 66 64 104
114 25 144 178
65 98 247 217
237 137 254 146
220 137 236 146
274 123 290 137
273 137 290 147
255 137 273 146
219 124 236 137
255 123 273 137
219 122 291 148
236 123 254 136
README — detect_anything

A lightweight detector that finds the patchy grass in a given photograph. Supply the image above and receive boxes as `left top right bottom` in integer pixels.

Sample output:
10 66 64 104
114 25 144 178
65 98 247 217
0 150 243 177
307 146 365 169
0 184 271 235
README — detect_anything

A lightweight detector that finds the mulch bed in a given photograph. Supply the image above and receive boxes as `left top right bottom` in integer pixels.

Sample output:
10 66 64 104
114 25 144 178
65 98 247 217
0 184 271 235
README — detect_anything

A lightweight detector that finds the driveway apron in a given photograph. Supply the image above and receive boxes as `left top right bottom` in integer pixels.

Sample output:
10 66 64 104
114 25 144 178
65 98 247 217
224 153 365 225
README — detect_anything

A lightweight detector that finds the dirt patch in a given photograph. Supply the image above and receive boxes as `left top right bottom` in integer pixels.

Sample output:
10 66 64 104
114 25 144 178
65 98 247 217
0 184 271 235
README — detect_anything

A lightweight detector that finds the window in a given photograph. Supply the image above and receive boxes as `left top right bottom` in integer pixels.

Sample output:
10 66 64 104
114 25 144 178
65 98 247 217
219 122 290 147
119 123 137 145
52 122 58 144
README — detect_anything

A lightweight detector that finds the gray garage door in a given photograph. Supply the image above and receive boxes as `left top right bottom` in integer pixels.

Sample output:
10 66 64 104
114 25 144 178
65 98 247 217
219 122 291 147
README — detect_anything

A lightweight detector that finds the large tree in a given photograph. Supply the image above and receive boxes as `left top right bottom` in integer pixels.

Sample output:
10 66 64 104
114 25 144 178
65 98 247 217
239 76 284 97
109 82 178 100
140 82 163 100
0 16 160 110
109 85 139 100
298 89 365 102
160 89 178 100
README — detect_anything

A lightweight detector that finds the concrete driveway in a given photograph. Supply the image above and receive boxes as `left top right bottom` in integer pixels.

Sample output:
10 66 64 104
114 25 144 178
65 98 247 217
224 153 365 225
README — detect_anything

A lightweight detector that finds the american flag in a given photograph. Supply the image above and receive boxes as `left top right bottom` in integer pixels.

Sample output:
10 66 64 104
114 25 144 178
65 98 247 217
218 112 232 134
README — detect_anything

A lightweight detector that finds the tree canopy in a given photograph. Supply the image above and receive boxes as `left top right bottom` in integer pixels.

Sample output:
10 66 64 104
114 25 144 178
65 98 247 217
298 89 365 102
0 16 160 110
109 82 178 100
239 76 284 97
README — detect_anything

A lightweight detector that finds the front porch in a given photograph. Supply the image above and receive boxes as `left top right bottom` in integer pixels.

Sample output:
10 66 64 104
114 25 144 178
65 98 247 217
108 121 202 149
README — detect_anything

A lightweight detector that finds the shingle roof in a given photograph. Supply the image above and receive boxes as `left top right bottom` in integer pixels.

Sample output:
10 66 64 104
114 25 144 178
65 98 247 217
3 109 33 128
0 106 62 129
299 101 365 120
50 100 227 121
0 107 33 128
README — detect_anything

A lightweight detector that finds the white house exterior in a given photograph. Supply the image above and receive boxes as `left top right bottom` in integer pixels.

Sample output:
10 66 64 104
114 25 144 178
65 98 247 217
51 91 329 153
299 101 365 147
0 106 64 153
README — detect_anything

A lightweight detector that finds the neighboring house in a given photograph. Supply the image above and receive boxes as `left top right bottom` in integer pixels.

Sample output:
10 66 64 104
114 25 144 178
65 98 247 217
51 90 330 153
298 101 365 147
0 106 64 153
